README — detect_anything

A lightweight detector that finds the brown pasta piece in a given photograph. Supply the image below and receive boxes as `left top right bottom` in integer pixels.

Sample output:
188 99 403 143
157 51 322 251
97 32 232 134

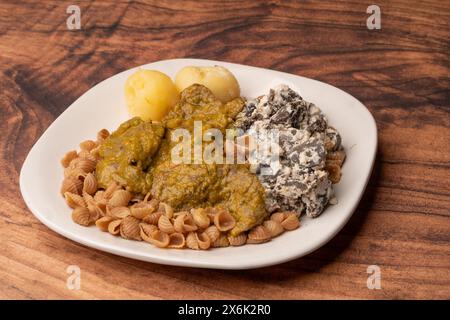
270 212 287 223
147 230 170 248
325 162 341 184
61 150 78 168
103 181 119 199
247 225 271 244
204 225 220 242
120 216 141 241
212 234 230 248
142 212 162 225
108 219 122 235
82 173 98 195
263 220 284 238
139 223 158 242
108 189 132 207
326 150 346 167
61 176 83 195
64 192 86 209
213 209 236 232
158 215 175 234
107 206 130 219
228 233 247 246
79 140 97 152
191 208 210 229
72 207 94 226
281 214 300 231
97 129 110 141
168 233 186 249
173 213 197 233
74 158 96 173
95 216 114 232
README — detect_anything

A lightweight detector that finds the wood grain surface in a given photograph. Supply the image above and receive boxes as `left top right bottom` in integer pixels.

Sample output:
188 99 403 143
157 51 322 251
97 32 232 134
1 0 449 299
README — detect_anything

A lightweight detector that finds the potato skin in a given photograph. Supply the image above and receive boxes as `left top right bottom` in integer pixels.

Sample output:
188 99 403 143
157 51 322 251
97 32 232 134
124 70 179 121
174 66 240 102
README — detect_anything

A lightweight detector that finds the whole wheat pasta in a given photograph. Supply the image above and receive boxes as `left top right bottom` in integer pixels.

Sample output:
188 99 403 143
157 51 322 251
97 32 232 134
158 215 175 234
168 233 186 249
120 216 141 240
108 189 132 207
61 150 78 168
72 207 94 226
247 225 271 244
191 208 210 229
82 173 98 195
228 233 247 246
213 209 236 232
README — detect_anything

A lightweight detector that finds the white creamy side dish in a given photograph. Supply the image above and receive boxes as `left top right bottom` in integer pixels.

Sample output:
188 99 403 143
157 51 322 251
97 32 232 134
235 84 345 218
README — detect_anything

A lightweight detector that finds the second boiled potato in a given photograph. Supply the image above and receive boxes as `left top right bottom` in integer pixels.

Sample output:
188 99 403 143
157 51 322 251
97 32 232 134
175 66 240 102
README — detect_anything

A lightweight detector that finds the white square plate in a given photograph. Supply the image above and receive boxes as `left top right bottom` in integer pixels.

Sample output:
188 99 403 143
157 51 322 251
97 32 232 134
20 58 377 269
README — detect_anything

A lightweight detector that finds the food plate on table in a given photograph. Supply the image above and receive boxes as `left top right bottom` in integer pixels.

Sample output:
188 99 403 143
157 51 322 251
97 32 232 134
20 58 377 269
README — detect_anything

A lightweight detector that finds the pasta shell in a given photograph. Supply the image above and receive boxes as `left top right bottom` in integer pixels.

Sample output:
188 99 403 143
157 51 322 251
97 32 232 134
108 219 122 235
139 223 158 242
103 181 119 199
204 207 217 223
213 209 236 232
173 213 197 233
89 146 101 161
325 162 341 184
64 167 87 179
61 177 83 195
168 233 186 249
79 140 97 152
64 192 86 209
142 212 162 225
263 220 284 237
87 203 105 219
147 230 170 248
327 150 346 166
93 190 106 203
95 216 114 232
212 234 230 248
191 208 210 229
228 233 247 246
107 206 130 219
61 150 78 168
186 232 210 250
83 173 98 195
72 207 94 226
120 216 141 241
204 225 220 242
158 202 174 219
158 215 175 234
186 232 199 250
270 212 286 223
78 149 97 162
68 157 82 169
247 225 271 244
281 214 300 231
97 128 110 141
196 232 211 250
130 204 154 219
108 189 132 207
74 158 96 173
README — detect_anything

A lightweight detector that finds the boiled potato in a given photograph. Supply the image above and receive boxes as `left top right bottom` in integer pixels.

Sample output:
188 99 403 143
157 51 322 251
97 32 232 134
175 66 240 102
124 70 179 121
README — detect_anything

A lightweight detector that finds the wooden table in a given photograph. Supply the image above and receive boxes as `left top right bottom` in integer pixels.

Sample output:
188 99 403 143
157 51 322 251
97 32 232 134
1 0 449 299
